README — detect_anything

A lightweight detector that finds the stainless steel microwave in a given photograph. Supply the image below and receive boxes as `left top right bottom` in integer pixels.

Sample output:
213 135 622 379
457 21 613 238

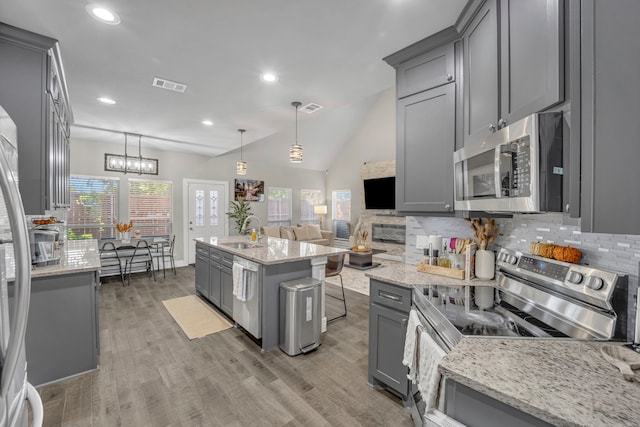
453 112 563 213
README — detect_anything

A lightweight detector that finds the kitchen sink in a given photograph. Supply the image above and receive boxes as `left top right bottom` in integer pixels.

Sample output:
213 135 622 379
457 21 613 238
220 242 263 249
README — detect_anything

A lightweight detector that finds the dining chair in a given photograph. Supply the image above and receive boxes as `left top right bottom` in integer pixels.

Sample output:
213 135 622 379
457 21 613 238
325 253 347 322
151 235 176 278
99 241 125 286
124 240 156 285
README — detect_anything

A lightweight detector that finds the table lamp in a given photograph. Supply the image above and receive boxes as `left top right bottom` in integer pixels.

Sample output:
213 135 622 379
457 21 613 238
314 205 327 228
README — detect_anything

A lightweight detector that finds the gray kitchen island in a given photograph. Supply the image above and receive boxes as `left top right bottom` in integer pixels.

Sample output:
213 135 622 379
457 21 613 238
195 236 347 351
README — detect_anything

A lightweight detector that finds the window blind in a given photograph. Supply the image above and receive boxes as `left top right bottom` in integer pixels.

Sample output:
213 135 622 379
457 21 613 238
129 179 173 238
68 176 119 240
300 189 321 224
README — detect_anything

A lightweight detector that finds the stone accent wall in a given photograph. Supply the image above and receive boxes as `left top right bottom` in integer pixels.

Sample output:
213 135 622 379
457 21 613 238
354 160 405 256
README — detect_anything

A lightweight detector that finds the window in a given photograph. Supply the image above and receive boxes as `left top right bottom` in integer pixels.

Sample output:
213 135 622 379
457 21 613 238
68 176 119 240
129 179 173 238
332 190 351 239
300 189 321 224
267 187 292 226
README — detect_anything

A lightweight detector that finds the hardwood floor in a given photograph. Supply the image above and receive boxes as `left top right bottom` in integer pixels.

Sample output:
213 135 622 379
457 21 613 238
37 266 413 426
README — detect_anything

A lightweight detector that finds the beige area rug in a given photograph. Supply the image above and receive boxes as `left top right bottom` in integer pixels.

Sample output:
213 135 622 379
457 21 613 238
162 295 233 340
325 256 400 296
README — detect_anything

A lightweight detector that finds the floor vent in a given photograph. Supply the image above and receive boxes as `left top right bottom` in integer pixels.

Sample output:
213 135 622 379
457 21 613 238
152 77 187 93
300 102 324 114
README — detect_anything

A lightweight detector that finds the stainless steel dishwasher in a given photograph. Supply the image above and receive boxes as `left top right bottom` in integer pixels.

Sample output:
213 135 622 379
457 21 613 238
232 256 261 338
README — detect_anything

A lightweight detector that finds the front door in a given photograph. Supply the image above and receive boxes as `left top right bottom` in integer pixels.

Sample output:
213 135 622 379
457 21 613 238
186 180 228 264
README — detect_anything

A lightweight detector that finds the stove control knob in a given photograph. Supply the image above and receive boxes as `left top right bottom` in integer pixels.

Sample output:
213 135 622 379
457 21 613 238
498 253 507 262
586 276 604 291
507 255 518 265
567 271 584 284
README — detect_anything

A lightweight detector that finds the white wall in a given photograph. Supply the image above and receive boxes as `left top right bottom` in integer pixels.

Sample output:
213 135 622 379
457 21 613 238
71 139 326 263
325 88 396 232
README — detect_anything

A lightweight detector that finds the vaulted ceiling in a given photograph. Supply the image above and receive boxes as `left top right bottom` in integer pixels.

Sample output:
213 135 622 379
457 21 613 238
0 0 467 170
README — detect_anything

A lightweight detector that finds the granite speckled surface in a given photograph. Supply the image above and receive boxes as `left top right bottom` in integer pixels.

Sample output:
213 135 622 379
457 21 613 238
196 236 347 265
365 263 496 289
31 239 101 278
5 239 101 280
439 338 640 427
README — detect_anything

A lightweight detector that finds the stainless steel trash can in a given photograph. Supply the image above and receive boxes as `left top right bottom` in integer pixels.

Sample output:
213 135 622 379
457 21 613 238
279 277 322 356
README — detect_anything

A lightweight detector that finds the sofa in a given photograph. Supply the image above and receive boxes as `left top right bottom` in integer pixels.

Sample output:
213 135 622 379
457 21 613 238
261 224 335 246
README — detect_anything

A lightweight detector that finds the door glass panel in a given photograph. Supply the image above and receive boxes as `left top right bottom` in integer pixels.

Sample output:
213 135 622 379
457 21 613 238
209 190 218 226
195 190 204 226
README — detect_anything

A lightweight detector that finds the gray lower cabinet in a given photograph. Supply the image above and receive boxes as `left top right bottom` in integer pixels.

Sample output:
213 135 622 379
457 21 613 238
220 254 233 317
368 279 412 398
195 243 210 298
10 271 99 386
578 0 640 234
463 0 563 141
396 83 455 213
208 249 222 307
445 379 553 427
0 23 72 214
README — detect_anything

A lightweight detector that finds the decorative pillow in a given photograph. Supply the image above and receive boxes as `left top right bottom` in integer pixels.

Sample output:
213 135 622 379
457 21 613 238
280 227 295 240
293 226 309 241
262 226 280 238
305 224 323 240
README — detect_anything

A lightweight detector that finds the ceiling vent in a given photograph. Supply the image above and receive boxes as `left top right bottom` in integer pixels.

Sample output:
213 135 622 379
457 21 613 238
152 77 187 93
300 102 324 114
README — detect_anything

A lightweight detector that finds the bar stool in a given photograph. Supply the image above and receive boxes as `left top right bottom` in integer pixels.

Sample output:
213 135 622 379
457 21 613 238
325 253 347 322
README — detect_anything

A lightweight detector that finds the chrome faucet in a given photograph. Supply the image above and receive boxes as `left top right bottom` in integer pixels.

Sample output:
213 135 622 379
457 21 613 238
241 215 262 242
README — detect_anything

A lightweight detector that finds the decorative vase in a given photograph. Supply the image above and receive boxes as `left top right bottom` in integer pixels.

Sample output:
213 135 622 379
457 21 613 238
119 231 130 241
475 249 495 280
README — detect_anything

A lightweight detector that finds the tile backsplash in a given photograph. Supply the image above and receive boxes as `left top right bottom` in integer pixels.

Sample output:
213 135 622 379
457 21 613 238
405 213 640 341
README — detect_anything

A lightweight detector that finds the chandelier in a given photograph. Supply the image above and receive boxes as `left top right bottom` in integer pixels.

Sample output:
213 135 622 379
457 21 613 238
105 133 158 175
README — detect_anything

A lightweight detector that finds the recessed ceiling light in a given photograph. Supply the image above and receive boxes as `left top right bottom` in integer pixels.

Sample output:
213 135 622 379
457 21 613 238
201 120 214 126
86 4 121 25
97 97 116 105
260 73 278 83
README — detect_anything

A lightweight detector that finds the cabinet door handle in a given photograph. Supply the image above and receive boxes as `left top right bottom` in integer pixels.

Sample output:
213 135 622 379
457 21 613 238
378 290 401 302
446 74 453 81
565 203 570 213
498 118 508 129
401 318 408 326
488 124 496 133
445 204 451 211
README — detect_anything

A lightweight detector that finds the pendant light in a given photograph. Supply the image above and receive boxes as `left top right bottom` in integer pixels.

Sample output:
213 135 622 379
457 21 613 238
289 101 303 163
104 132 159 175
236 129 247 175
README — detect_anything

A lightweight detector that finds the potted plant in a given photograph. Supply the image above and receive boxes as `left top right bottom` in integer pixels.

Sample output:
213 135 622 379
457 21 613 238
227 196 252 235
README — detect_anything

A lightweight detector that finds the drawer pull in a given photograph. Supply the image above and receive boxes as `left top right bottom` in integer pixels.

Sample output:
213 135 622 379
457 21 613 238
378 290 402 302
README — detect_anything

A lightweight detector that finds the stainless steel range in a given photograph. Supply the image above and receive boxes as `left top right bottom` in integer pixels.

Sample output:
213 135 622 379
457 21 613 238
408 247 630 426
414 248 630 352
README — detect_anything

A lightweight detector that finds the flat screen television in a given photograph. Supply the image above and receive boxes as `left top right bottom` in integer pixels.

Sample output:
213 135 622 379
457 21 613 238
363 176 395 210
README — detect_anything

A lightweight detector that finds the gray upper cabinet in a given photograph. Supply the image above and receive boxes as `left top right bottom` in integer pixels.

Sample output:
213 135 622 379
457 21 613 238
499 0 564 127
463 0 564 141
396 82 456 213
463 0 499 140
579 0 640 234
395 43 455 99
0 23 72 214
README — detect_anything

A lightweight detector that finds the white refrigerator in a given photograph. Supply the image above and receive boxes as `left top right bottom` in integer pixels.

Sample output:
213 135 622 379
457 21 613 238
0 105 43 427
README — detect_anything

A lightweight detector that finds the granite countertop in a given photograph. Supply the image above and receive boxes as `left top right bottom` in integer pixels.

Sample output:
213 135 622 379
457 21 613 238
439 338 640 427
365 262 497 289
196 236 347 265
5 239 101 280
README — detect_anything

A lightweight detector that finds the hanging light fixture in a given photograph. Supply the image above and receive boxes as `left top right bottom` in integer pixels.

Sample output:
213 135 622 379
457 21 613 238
105 132 159 175
236 129 247 175
289 101 303 163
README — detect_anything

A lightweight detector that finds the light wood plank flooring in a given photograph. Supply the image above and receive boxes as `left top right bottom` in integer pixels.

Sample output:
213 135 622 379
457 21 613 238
37 266 413 426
